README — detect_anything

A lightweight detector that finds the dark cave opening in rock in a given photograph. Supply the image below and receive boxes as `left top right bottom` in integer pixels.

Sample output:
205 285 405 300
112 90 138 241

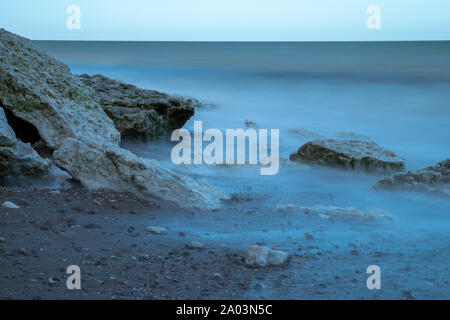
3 107 41 144
2 106 54 158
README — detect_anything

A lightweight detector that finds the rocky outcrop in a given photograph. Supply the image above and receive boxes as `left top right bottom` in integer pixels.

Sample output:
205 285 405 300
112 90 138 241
0 29 120 149
0 107 51 180
245 245 289 267
53 138 229 210
373 159 450 197
77 74 195 140
0 29 227 209
289 139 405 174
276 204 392 222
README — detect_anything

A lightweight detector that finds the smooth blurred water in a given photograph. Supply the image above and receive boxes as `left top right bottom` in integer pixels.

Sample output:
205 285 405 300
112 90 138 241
34 41 450 298
36 41 450 168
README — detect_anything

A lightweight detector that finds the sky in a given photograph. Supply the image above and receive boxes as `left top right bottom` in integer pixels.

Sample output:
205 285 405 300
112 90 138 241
0 0 449 41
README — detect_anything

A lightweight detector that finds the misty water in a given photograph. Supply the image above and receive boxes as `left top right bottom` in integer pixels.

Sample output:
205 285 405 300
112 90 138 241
36 41 450 298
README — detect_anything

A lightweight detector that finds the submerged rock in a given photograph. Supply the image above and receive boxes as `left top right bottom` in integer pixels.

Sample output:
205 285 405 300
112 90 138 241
288 128 323 139
53 139 229 210
276 204 392 222
0 29 120 149
0 107 51 180
374 159 450 197
77 74 195 140
245 245 289 267
289 139 405 174
334 131 372 141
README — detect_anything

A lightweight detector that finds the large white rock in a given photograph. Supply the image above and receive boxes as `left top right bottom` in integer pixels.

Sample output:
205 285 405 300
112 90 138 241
0 29 120 149
0 29 228 210
245 245 289 267
54 138 229 210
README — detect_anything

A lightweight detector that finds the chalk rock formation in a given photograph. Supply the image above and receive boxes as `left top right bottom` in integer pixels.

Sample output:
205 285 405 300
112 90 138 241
54 139 229 210
289 139 405 174
0 29 120 149
0 29 227 209
245 245 289 267
374 159 450 197
77 74 195 140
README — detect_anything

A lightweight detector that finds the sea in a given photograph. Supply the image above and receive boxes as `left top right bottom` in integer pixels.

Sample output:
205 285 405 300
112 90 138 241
34 41 450 298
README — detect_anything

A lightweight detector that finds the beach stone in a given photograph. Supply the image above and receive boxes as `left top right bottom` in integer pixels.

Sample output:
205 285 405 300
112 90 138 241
2 201 20 209
77 74 195 141
185 241 204 250
288 128 323 139
146 226 169 235
374 159 450 197
245 245 289 267
289 139 405 174
54 139 228 209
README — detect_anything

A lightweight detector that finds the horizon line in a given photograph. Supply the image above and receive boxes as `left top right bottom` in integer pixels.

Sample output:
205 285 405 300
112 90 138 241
32 39 450 43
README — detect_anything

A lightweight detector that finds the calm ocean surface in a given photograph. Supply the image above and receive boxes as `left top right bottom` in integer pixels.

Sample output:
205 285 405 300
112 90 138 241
36 41 450 169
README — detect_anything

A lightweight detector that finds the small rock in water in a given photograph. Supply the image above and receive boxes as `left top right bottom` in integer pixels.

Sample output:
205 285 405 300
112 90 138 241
245 120 259 129
2 201 20 209
0 237 6 243
245 245 289 267
185 241 204 250
146 226 169 235
305 232 314 240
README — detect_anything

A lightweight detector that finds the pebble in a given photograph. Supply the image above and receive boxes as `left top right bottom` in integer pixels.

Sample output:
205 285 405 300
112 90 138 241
2 201 20 209
185 241 204 250
16 248 28 256
146 226 169 235
305 232 314 240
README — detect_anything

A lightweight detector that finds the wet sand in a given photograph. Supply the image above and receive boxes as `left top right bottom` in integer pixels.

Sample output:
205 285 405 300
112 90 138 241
1 184 448 300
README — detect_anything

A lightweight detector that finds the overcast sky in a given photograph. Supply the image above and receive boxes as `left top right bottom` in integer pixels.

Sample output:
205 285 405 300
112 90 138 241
1 0 449 41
